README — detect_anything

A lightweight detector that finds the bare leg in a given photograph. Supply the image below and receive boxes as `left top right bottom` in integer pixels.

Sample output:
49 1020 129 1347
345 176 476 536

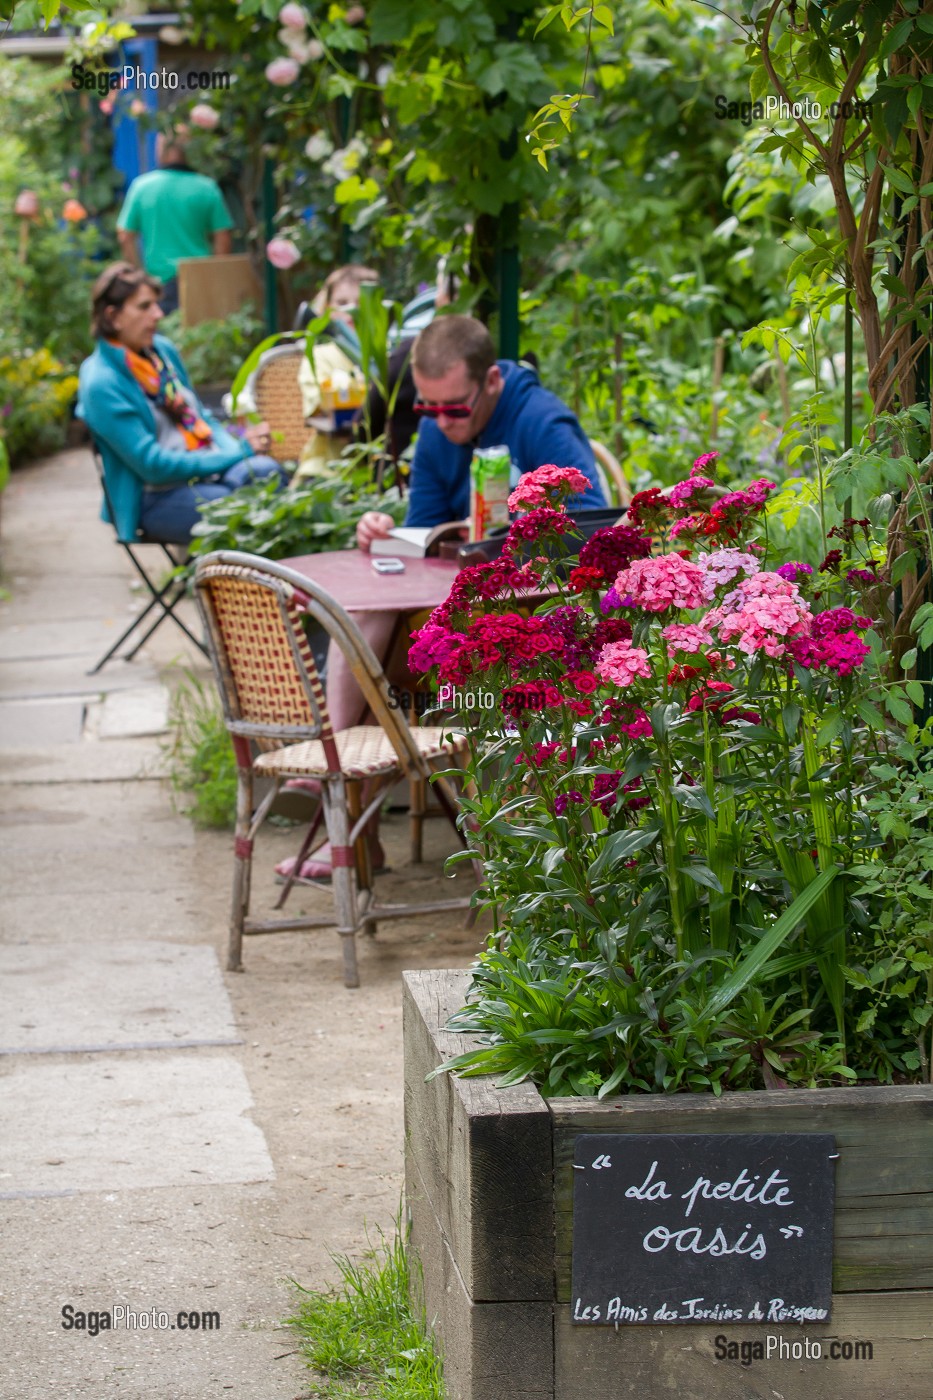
326 610 398 729
291 611 396 877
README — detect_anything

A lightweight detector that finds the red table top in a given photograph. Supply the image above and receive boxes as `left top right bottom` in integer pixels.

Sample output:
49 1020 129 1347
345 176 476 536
279 549 459 614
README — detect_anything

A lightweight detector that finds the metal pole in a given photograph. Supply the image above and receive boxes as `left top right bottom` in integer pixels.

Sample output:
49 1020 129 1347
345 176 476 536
843 282 853 518
262 157 278 335
498 198 520 359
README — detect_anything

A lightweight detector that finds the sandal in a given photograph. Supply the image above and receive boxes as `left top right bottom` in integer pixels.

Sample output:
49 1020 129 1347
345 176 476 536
275 841 387 885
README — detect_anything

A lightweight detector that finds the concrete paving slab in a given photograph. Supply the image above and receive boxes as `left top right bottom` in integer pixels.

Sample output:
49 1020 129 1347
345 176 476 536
0 1053 274 1197
84 684 171 740
0 697 86 746
0 943 241 1055
0 618 141 663
0 1184 308 1399
0 890 215 946
0 655 161 702
0 836 196 898
0 738 169 784
0 780 195 852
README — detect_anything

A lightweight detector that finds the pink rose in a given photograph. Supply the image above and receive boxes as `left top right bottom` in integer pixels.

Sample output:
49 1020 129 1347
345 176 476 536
265 57 300 86
14 190 39 218
190 103 220 130
279 2 307 26
99 97 114 115
266 237 300 270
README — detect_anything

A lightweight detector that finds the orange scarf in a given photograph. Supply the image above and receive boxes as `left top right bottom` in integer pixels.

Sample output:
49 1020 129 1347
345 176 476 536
113 342 214 451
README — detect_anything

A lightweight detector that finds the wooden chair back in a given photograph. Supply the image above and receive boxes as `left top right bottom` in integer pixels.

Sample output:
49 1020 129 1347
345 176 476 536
589 439 632 508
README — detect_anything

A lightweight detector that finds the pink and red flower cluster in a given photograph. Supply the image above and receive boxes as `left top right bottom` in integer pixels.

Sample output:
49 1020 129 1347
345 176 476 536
506 464 591 511
788 607 872 677
595 639 653 687
614 554 708 612
437 612 566 684
705 573 811 658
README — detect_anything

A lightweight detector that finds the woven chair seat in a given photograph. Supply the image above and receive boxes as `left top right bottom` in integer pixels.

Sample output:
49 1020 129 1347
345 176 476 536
254 724 464 781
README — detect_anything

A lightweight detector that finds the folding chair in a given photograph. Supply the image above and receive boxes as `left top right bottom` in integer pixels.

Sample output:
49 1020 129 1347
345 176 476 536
88 443 208 675
193 550 473 988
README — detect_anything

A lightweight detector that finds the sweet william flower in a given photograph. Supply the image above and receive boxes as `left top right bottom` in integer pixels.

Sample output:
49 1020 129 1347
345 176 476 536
661 623 714 653
596 640 652 688
614 554 708 613
266 237 300 270
776 561 813 583
266 56 300 85
507 464 590 511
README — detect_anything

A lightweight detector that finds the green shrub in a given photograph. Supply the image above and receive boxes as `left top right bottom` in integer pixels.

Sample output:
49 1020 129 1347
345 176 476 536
0 348 79 466
188 467 407 561
158 304 264 387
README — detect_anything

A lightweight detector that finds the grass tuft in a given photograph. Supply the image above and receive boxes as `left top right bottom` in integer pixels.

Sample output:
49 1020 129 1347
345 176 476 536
287 1225 445 1399
165 668 238 829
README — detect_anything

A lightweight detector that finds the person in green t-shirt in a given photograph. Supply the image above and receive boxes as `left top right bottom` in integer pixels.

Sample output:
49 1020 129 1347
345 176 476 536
116 136 233 315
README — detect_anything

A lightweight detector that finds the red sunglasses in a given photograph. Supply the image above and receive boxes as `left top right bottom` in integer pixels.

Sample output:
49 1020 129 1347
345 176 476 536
413 383 482 420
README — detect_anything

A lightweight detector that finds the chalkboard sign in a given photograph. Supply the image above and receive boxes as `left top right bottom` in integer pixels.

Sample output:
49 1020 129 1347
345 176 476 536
571 1133 836 1326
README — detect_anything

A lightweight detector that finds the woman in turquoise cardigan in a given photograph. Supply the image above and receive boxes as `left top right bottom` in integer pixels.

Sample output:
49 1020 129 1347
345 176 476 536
78 262 286 544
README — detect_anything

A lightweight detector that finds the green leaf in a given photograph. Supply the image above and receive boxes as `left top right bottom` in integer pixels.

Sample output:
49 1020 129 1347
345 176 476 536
679 863 725 894
229 332 295 411
816 711 844 748
591 823 662 876
782 701 801 739
880 17 915 61
886 692 914 724
534 3 563 35
883 164 916 196
592 4 614 34
705 866 842 1017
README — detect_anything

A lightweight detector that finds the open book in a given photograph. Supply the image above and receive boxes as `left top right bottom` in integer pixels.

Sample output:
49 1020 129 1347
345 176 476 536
370 521 468 558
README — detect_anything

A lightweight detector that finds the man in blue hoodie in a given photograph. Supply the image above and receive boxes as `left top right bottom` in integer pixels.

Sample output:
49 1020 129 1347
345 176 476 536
356 314 605 548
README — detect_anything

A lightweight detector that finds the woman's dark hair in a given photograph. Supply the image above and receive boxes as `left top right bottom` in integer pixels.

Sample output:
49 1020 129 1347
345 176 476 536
90 262 161 339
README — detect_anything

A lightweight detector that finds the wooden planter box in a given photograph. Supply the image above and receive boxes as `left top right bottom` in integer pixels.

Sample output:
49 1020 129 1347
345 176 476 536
404 969 933 1400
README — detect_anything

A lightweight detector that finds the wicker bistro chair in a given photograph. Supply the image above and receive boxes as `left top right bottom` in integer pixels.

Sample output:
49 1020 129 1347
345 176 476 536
193 551 472 988
251 342 312 464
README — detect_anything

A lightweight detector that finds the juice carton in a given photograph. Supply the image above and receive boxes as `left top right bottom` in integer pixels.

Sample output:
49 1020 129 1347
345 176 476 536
469 445 512 541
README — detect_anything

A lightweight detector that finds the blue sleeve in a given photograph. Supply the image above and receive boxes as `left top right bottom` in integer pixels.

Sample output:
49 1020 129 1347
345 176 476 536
520 412 606 510
405 429 459 526
82 372 250 487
